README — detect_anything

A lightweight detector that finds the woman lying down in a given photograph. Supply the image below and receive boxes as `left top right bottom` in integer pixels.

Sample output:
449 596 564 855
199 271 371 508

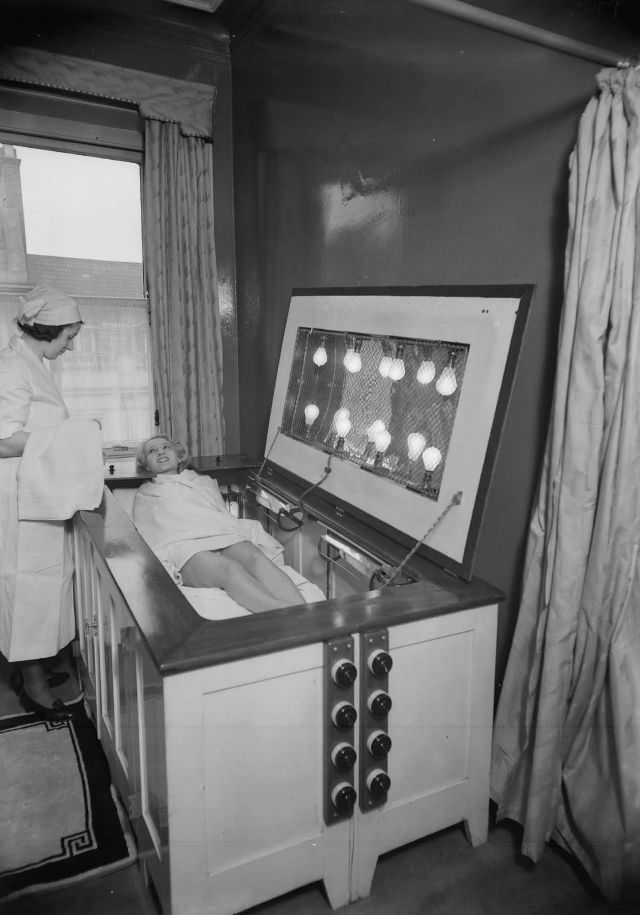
133 434 304 614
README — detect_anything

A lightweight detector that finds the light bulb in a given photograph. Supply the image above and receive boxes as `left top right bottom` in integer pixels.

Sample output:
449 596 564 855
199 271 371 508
417 360 436 385
304 403 320 428
378 355 392 378
407 432 426 461
343 349 362 373
436 351 459 396
367 420 386 443
374 430 391 454
335 416 352 437
334 407 350 426
436 366 457 396
313 345 328 367
422 447 442 472
388 358 405 381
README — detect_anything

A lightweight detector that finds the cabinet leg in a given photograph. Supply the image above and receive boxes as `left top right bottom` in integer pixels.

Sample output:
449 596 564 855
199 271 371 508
349 850 378 903
323 874 351 911
463 807 489 847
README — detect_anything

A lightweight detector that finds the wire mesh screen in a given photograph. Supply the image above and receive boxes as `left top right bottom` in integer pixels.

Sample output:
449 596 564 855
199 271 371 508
281 327 469 500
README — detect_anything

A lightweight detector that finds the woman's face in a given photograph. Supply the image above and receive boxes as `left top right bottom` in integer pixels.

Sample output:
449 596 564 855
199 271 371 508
42 322 82 361
144 437 181 475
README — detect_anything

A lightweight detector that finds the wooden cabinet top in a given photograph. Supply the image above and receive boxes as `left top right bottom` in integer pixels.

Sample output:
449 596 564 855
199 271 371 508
77 485 504 676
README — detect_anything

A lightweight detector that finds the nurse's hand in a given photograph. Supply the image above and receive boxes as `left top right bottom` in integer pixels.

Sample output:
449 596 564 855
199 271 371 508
0 430 29 458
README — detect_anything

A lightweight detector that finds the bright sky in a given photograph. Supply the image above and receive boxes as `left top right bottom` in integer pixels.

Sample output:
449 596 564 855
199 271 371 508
16 146 143 263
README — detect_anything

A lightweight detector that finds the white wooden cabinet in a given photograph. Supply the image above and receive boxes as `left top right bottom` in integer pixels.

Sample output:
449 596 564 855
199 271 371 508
73 497 497 915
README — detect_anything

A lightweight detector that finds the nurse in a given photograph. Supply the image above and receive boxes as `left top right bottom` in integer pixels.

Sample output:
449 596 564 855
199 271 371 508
0 286 84 722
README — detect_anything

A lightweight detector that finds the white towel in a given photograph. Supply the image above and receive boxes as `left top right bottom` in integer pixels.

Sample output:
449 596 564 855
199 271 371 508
18 418 104 521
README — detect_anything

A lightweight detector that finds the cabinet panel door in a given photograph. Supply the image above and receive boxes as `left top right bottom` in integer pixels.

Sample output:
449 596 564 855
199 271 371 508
72 528 99 708
164 647 352 915
202 665 323 871
97 576 116 745
135 643 168 861
351 608 497 900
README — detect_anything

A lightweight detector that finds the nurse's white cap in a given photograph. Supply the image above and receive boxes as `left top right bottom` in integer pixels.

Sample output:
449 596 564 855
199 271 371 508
17 286 82 326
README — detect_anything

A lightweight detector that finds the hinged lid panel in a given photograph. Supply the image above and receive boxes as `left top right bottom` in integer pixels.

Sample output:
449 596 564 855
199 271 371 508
264 286 531 579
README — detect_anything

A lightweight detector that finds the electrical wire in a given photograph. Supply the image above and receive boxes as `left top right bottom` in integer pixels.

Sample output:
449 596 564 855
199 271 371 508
277 455 333 531
373 490 463 589
250 427 333 531
250 426 281 487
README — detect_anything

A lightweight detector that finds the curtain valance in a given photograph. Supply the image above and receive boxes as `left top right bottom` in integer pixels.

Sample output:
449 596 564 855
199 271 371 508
0 45 216 138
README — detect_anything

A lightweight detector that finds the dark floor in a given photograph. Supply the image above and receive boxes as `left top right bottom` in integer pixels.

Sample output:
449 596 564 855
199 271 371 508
2 654 638 915
4 820 639 915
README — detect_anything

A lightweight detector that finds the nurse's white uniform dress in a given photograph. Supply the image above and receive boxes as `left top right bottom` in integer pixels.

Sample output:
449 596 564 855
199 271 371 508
0 334 75 661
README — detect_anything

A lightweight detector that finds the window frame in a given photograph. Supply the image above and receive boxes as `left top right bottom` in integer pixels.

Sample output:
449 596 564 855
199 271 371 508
0 81 152 449
0 82 143 162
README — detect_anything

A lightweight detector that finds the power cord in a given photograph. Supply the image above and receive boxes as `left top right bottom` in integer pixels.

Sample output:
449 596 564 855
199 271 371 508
250 426 281 489
370 490 463 590
250 428 333 532
277 456 333 531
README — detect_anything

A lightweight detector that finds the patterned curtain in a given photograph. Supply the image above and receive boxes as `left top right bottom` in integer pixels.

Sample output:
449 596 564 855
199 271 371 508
491 67 640 899
142 119 225 455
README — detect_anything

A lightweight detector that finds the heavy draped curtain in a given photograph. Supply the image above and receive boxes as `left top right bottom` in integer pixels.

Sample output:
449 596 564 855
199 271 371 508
491 67 640 899
142 120 225 455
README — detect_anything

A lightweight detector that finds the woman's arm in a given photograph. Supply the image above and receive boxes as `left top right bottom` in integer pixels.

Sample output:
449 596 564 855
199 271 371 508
0 430 29 458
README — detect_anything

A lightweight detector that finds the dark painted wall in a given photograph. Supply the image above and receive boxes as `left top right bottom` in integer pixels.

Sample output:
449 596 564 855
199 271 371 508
230 0 637 679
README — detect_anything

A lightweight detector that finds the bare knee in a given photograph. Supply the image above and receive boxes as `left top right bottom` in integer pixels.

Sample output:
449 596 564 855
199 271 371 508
222 557 256 591
180 551 239 589
225 541 264 575
206 553 246 591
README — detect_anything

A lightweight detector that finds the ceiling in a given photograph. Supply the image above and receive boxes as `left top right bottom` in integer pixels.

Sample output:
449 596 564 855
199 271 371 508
212 0 640 46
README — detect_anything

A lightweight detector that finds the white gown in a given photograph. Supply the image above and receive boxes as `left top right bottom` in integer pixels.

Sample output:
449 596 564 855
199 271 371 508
133 469 284 577
0 334 75 661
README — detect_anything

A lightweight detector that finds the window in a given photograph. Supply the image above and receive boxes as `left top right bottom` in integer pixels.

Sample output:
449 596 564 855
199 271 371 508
0 87 151 450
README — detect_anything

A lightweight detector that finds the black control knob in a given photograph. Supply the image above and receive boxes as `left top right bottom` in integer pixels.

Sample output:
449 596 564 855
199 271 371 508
331 782 357 813
367 729 392 758
331 658 358 687
331 741 357 771
331 700 358 730
366 768 391 798
368 648 393 677
368 689 392 718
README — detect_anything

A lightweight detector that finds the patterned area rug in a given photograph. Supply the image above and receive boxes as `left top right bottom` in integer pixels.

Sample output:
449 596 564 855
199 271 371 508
0 701 135 902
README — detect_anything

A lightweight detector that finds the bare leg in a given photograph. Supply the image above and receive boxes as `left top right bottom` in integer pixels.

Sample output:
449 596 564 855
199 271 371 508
180 550 293 613
223 541 302 606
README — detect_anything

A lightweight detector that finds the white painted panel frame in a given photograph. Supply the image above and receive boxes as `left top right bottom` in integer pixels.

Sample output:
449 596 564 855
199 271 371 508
267 293 520 564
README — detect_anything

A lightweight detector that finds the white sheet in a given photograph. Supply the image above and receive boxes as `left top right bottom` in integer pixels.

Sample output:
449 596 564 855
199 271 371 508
18 417 104 521
181 566 325 620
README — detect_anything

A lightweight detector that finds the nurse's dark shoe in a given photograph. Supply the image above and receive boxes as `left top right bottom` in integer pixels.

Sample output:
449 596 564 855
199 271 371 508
9 669 24 695
17 690 73 723
10 668 69 692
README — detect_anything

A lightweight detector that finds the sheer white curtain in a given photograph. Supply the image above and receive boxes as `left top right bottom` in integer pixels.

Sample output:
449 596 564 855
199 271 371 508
0 297 153 447
52 300 153 447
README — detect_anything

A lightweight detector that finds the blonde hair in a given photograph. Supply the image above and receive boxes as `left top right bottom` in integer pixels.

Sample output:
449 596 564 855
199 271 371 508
136 434 191 471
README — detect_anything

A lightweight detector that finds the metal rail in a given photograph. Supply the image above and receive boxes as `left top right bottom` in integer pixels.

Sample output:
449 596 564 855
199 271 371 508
406 0 625 66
